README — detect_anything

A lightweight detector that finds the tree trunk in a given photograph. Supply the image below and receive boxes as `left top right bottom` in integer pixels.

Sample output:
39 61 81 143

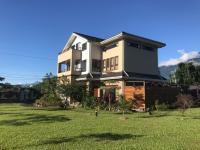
109 93 111 111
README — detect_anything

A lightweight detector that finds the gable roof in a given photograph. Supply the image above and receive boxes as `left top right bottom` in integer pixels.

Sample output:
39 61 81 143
73 32 104 42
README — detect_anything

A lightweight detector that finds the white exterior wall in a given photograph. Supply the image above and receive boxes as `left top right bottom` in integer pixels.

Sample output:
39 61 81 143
81 42 90 74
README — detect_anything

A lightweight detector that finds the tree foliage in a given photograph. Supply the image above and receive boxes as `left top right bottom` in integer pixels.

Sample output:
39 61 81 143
175 63 200 85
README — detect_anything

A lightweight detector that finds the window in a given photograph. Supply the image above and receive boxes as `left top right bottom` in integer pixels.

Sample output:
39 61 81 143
58 59 70 73
102 59 106 71
104 42 118 50
76 42 81 50
110 57 115 70
82 42 87 50
92 59 101 72
106 58 110 71
71 45 75 50
127 42 139 48
81 60 86 72
74 59 81 71
142 45 154 51
114 56 118 70
66 60 70 71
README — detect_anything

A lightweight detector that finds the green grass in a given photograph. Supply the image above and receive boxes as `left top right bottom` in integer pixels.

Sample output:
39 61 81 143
0 104 200 150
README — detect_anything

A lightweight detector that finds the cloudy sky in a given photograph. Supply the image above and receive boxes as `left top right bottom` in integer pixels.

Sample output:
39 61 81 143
159 50 200 66
0 0 200 84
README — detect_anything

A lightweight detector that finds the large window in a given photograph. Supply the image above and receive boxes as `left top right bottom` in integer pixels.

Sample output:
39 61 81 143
81 60 86 72
103 56 119 72
92 59 101 72
58 59 70 73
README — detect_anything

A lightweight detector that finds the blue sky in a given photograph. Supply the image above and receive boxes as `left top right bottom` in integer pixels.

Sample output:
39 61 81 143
0 0 200 84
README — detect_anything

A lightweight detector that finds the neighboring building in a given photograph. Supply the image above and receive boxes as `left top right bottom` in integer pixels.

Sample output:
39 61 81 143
57 31 166 110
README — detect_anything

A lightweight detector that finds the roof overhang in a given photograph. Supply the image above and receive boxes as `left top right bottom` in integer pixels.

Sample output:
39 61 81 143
100 32 166 48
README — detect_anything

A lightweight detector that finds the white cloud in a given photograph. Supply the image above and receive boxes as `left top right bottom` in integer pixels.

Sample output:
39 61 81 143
159 50 200 67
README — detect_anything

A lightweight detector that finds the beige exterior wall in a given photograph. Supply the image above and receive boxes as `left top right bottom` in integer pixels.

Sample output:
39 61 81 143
102 40 124 72
57 48 81 78
124 40 159 75
103 80 124 97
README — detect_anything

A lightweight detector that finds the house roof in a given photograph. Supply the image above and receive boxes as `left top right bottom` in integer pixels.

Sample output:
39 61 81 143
101 71 167 82
101 31 166 48
73 32 104 42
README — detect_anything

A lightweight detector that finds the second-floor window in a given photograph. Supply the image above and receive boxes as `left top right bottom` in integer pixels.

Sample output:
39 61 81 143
81 60 86 72
58 59 70 73
127 41 139 48
103 56 119 72
104 42 118 51
76 42 82 50
92 59 101 72
74 59 81 71
82 42 87 50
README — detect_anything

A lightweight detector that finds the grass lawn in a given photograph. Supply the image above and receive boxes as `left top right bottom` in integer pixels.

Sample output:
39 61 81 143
0 104 200 150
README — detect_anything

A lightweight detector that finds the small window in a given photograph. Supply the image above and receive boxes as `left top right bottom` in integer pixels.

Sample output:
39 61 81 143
102 59 106 71
71 45 75 50
66 60 70 71
142 45 154 51
114 56 118 70
110 57 115 70
82 42 87 50
81 60 86 72
104 42 118 50
106 58 110 71
127 42 139 48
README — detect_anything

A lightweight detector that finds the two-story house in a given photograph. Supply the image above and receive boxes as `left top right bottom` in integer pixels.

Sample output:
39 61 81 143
57 31 166 110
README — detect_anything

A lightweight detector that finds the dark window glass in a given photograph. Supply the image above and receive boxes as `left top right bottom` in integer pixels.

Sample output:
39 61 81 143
127 42 139 48
142 45 154 51
82 43 87 50
66 60 70 71
92 59 101 72
81 60 86 72
71 45 75 50
102 59 106 71
104 42 118 50
106 58 110 71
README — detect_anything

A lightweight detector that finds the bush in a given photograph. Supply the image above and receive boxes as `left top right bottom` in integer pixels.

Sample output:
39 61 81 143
34 95 61 107
83 95 96 108
155 100 169 111
176 94 193 116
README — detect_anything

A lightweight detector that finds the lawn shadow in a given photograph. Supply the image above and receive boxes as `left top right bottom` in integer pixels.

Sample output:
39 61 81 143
40 132 144 145
139 112 169 118
0 114 71 126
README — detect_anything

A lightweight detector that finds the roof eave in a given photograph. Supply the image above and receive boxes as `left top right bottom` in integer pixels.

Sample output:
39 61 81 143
100 32 166 48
